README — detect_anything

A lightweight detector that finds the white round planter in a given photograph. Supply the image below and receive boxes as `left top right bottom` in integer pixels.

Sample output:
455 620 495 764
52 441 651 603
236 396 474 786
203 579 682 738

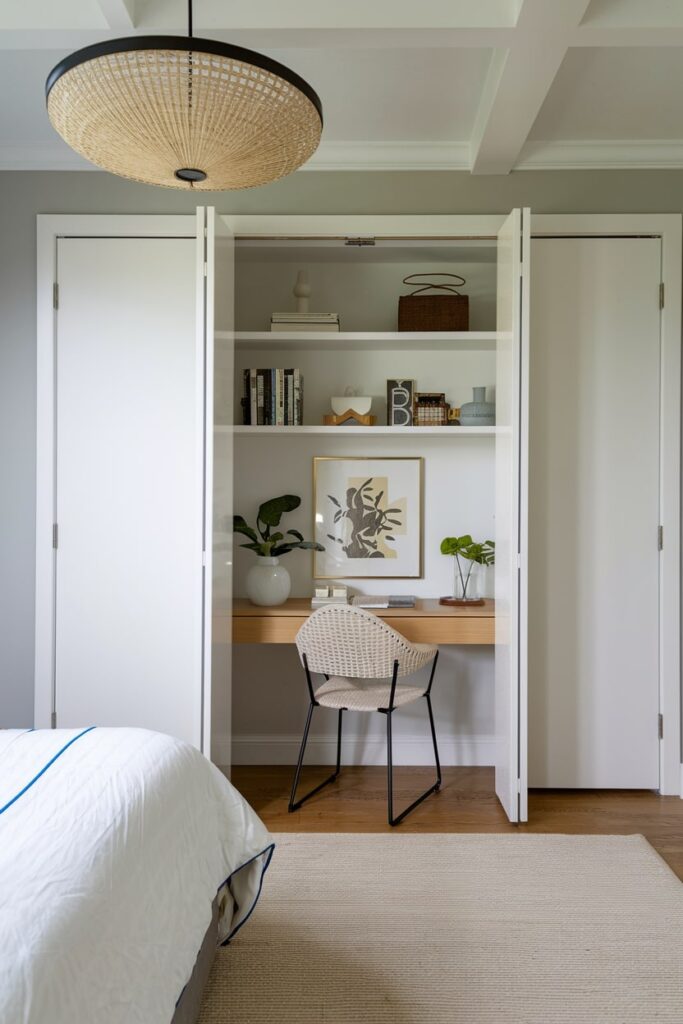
245 556 291 607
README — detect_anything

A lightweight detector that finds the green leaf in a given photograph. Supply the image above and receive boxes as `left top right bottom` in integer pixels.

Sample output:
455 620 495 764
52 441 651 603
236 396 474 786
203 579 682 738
233 515 258 542
240 541 264 552
287 529 304 542
257 494 301 528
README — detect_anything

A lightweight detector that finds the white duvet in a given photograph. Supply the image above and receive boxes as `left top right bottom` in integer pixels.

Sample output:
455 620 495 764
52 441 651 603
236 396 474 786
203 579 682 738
0 727 273 1024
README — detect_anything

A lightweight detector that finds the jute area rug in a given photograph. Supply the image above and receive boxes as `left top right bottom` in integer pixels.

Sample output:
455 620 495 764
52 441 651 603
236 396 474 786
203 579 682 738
199 833 683 1023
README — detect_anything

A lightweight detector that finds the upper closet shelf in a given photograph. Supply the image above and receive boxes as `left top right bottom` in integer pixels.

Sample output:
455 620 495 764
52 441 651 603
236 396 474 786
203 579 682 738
221 331 497 352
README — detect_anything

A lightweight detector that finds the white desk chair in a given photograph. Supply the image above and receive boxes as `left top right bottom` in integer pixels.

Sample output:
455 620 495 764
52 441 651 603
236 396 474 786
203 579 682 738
290 604 441 826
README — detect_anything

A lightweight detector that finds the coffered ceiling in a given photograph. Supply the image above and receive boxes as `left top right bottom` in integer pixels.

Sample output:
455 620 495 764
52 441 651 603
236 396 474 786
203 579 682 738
2 0 683 175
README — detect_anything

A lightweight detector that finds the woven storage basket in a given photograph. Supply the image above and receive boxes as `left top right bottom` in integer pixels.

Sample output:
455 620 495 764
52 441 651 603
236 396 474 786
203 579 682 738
398 273 469 332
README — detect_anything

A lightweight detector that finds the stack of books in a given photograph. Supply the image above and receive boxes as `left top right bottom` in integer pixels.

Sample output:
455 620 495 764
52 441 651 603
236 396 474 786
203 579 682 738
270 312 340 333
241 368 303 426
311 584 349 609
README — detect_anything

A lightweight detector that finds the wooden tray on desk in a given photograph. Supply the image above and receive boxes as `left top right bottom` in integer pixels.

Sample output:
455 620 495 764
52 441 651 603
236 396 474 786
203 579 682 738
221 598 495 646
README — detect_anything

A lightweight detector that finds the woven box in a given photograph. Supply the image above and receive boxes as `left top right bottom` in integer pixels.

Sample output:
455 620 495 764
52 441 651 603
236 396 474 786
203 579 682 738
398 273 469 331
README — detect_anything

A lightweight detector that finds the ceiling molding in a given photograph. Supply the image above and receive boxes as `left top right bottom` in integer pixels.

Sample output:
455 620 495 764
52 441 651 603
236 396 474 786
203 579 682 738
469 0 592 175
517 139 683 170
5 138 683 174
97 0 136 31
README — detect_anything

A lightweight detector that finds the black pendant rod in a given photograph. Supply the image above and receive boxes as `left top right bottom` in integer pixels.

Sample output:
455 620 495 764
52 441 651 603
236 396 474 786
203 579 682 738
188 0 193 38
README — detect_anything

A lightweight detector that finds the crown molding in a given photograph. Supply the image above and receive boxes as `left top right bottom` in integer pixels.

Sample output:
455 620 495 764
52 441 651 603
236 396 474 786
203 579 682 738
4 138 683 174
517 139 683 170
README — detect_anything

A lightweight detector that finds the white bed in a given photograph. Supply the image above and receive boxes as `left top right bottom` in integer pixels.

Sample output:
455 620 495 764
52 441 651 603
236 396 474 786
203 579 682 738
0 727 273 1024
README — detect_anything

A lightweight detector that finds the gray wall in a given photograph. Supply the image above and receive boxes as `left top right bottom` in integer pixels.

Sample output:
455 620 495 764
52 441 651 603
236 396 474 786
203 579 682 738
3 167 683 726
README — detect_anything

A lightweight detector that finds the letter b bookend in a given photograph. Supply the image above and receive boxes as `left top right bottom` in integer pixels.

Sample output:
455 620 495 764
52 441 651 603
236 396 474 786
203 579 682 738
387 379 415 426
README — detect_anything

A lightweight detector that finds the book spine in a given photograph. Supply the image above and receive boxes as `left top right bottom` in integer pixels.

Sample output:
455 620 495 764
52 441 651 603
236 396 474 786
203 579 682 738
293 368 300 426
249 369 257 426
263 370 272 426
287 369 294 425
256 370 265 426
242 368 250 425
275 369 282 426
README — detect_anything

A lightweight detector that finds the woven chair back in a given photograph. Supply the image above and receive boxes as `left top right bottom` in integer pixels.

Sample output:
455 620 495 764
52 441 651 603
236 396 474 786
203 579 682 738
295 604 425 679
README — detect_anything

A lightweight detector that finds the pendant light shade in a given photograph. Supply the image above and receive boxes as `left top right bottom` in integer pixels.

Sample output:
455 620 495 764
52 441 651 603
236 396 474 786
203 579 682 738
46 36 322 190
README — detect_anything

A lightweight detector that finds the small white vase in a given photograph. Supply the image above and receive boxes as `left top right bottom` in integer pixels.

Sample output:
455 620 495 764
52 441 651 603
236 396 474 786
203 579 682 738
246 556 291 607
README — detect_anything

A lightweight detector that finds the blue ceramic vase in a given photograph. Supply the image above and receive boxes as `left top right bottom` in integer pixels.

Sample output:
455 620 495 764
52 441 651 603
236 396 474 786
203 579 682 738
459 386 495 426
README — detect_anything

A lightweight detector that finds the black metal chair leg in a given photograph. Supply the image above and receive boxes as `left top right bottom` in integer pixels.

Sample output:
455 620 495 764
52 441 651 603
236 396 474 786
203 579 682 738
386 697 442 827
288 704 343 813
426 693 442 789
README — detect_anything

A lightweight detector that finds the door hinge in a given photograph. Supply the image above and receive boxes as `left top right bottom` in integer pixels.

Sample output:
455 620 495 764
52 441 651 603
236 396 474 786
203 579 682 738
658 525 663 551
50 711 57 729
52 523 58 549
517 777 522 793
658 713 664 739
659 282 665 309
53 282 59 310
344 237 376 247
203 261 208 277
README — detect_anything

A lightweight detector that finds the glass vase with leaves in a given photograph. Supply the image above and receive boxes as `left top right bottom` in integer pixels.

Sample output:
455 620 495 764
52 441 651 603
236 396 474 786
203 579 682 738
439 534 495 606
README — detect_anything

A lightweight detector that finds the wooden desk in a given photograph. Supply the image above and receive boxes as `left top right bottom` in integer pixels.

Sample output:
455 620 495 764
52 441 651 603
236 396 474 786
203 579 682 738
222 598 495 646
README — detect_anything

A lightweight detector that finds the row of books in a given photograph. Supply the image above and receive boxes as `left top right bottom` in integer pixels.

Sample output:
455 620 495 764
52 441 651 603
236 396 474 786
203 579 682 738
270 311 340 333
241 368 304 426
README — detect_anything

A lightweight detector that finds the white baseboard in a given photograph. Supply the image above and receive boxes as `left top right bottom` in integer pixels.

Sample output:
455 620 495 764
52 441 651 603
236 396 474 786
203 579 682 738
221 733 495 767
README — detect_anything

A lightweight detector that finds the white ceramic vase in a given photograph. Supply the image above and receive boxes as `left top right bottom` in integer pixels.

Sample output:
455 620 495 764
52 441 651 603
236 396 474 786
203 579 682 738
246 556 291 607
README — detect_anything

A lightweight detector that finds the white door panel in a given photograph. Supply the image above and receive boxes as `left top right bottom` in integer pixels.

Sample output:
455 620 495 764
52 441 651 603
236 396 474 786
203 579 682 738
528 237 660 788
55 237 202 746
495 208 530 822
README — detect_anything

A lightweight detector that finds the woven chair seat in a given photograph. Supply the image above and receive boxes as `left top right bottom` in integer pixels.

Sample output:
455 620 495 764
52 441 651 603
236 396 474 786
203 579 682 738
315 677 427 712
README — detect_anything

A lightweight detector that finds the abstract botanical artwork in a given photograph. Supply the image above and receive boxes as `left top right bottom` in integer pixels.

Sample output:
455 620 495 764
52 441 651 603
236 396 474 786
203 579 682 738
313 458 422 579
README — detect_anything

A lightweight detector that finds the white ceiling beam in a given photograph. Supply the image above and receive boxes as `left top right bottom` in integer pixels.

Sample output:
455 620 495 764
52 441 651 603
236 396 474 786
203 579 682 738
97 0 136 31
469 0 592 175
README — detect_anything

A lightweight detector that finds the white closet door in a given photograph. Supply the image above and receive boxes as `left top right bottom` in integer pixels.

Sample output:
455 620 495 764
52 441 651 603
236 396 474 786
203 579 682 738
203 208 235 768
528 237 661 789
55 236 204 747
494 208 530 822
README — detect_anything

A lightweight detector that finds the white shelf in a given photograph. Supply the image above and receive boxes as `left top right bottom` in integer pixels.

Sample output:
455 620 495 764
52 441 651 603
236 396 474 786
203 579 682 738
218 425 496 436
221 330 497 352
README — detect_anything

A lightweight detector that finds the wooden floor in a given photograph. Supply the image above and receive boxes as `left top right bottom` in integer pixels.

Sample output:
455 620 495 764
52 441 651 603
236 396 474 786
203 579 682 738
233 765 683 881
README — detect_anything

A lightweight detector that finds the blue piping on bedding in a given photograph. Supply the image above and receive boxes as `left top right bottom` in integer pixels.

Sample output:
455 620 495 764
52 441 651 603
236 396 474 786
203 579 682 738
221 842 276 945
174 842 276 1009
0 726 96 816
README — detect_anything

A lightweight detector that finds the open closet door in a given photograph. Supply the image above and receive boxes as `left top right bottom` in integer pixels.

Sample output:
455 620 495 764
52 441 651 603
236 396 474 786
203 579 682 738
200 207 235 768
494 208 530 822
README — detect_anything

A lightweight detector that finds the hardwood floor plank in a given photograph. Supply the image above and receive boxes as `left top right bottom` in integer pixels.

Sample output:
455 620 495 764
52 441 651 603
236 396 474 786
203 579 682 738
232 766 683 880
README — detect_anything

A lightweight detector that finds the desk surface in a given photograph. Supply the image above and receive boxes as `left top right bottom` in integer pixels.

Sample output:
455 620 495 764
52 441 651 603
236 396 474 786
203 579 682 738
221 598 495 645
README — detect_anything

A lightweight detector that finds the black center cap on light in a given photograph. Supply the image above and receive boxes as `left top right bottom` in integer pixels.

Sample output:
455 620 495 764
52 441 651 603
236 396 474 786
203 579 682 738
175 167 207 182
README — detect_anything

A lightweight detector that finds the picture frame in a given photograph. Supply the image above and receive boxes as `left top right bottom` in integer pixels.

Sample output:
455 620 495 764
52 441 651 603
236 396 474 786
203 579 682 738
313 456 423 579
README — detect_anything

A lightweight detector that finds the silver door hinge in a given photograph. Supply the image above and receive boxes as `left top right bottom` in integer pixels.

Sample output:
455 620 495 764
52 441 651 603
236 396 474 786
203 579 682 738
517 778 522 793
52 523 58 549
658 525 663 551
517 552 522 570
53 282 59 310
203 261 208 277
659 282 665 309
344 237 376 247
50 711 57 729
658 713 664 739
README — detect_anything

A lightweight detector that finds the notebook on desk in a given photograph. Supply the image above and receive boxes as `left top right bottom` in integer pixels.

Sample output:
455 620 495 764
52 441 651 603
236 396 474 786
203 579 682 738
352 595 417 609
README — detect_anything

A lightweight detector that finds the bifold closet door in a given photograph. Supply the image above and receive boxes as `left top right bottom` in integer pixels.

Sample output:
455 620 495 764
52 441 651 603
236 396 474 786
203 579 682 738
528 237 661 789
494 208 530 823
54 237 204 746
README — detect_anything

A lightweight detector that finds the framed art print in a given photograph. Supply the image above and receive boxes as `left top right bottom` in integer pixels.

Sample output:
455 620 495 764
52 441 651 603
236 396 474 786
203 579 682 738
313 456 423 579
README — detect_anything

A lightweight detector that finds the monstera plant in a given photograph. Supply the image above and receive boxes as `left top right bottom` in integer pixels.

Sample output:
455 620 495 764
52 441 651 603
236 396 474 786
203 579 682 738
233 495 324 607
440 534 495 604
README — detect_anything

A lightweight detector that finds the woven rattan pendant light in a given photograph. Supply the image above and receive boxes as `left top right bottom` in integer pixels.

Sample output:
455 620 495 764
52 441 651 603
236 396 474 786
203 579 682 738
46 1 322 190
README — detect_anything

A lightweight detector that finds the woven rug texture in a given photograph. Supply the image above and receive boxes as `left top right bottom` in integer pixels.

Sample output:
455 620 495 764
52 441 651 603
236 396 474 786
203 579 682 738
198 832 683 1023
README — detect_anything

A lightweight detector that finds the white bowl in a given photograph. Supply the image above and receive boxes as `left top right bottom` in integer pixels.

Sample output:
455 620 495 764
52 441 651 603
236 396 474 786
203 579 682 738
331 395 372 416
